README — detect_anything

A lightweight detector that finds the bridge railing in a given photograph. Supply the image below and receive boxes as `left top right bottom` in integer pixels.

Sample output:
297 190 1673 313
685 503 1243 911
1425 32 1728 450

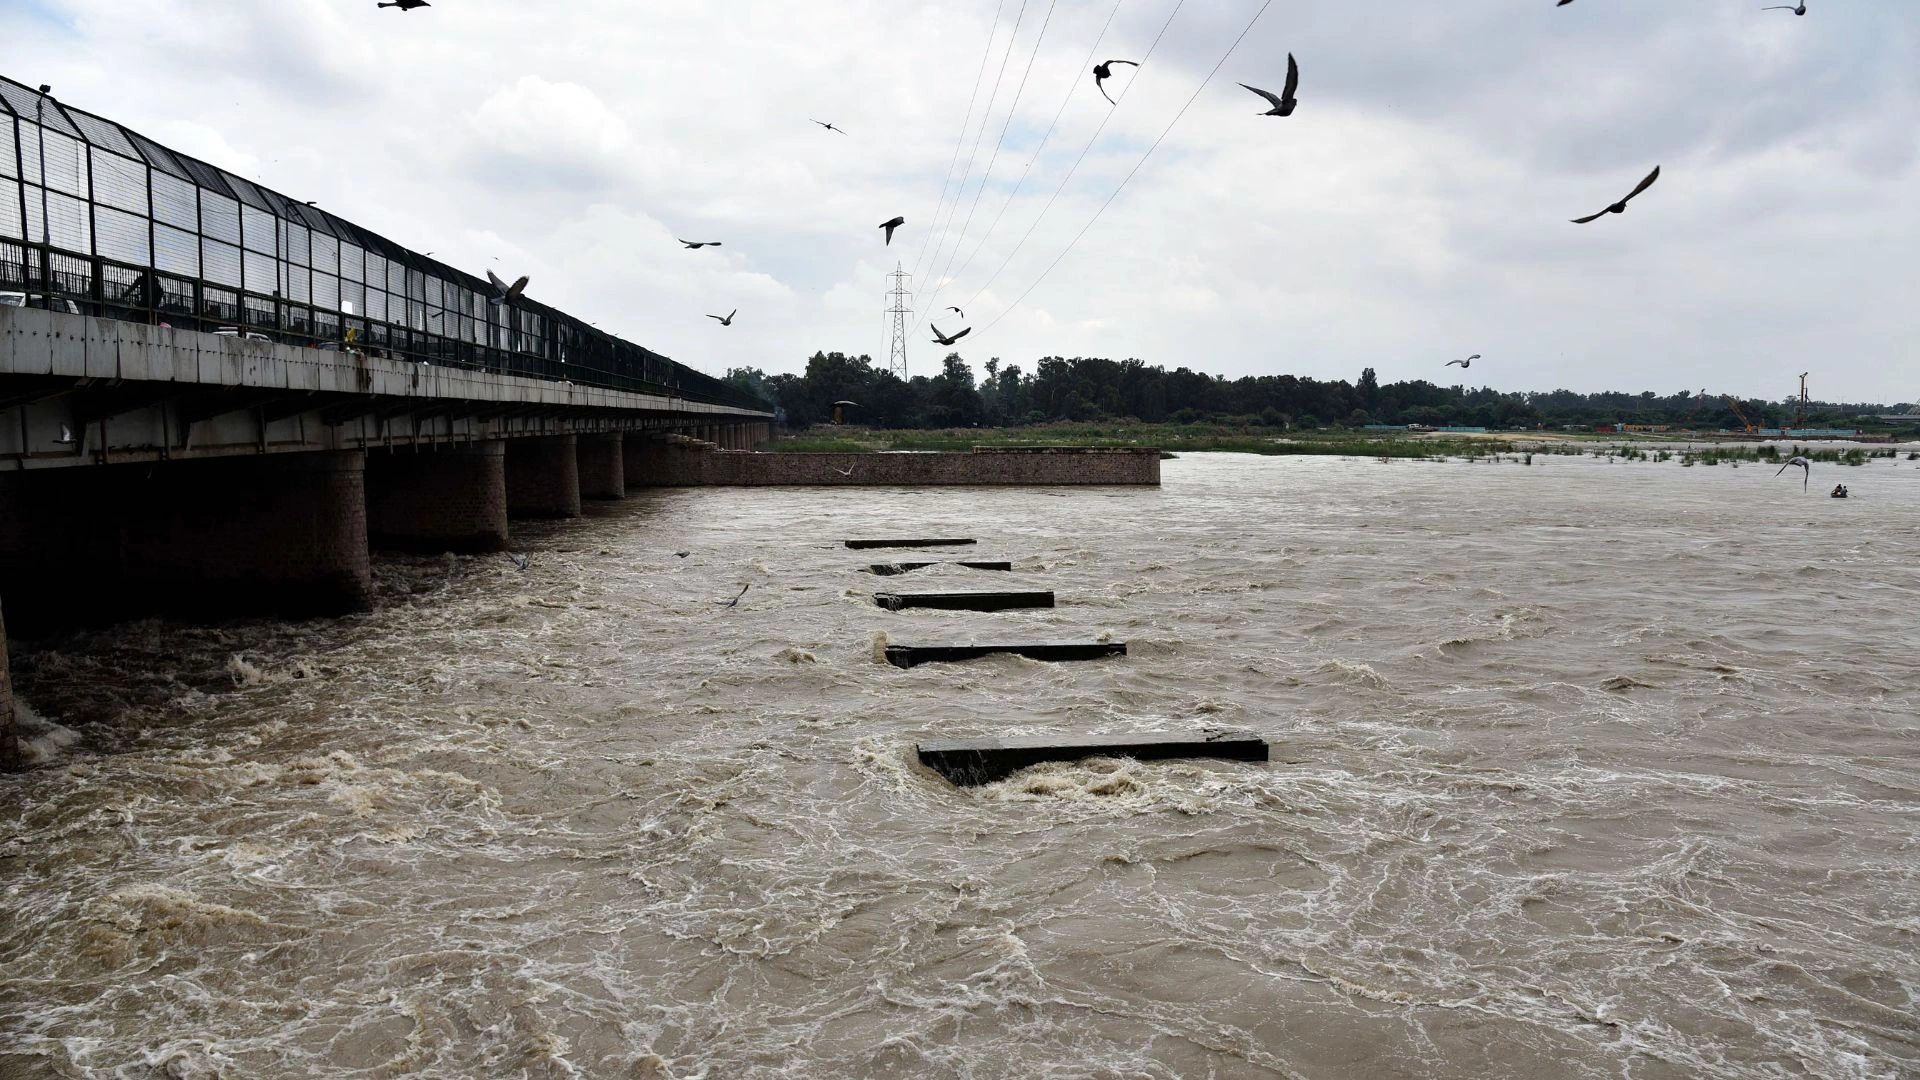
0 75 766 412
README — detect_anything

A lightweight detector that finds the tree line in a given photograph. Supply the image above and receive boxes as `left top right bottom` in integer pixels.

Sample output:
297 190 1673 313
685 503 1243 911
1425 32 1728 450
724 352 1904 432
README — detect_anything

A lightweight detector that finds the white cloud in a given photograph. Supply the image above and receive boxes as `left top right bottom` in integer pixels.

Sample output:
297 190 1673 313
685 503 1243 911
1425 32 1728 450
2 0 1914 399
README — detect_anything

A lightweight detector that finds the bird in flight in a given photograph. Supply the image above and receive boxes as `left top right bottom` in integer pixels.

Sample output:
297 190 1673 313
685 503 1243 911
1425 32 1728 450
507 552 530 571
879 216 905 245
1093 60 1138 105
835 465 856 478
930 323 971 346
680 240 722 249
1240 54 1300 117
1761 2 1807 13
378 0 429 9
674 550 691 558
946 306 965 318
1557 0 1573 6
1571 167 1661 224
811 120 849 135
1777 456 1812 491
1447 354 1480 369
486 270 529 307
708 309 737 327
716 584 750 608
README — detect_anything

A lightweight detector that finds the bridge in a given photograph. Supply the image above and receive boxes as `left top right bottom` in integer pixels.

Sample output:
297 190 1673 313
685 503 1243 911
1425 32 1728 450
0 75 772 765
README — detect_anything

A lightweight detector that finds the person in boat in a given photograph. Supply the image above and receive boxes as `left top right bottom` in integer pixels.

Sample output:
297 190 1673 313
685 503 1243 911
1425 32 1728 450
1830 484 1848 498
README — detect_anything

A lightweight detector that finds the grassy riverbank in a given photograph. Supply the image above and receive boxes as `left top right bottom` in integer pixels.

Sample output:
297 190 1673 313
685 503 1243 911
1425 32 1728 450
764 424 1917 465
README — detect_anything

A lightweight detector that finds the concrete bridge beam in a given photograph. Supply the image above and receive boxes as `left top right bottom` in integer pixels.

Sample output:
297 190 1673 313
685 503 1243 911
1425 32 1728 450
366 444 510 553
577 434 626 500
505 435 582 519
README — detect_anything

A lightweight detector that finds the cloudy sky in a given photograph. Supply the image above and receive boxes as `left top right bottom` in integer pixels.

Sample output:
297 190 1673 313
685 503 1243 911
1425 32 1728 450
5 0 1916 402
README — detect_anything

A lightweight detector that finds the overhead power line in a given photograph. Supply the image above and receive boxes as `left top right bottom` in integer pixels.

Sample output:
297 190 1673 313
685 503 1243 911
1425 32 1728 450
906 0 1010 289
911 0 1035 288
949 0 1191 322
917 0 1128 329
914 0 1063 333
981 0 1276 336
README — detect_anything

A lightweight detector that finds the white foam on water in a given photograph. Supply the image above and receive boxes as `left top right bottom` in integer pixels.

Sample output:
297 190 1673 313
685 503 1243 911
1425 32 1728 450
1 455 1917 1078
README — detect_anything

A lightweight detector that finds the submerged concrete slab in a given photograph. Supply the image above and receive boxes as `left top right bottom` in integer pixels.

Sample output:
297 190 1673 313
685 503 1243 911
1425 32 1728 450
845 538 977 550
884 640 1125 668
869 561 1014 575
874 591 1054 612
917 731 1270 786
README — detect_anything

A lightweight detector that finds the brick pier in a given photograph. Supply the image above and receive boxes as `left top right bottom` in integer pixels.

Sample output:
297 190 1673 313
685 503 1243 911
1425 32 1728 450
505 435 582 519
366 443 511 553
577 434 626 500
1 600 14 770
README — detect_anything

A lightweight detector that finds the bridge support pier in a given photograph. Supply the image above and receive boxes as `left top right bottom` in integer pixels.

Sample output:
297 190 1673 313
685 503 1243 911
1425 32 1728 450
125 451 373 618
505 436 582 519
0 451 372 628
577 434 626 499
366 443 510 553
2 599 15 771
622 435 671 488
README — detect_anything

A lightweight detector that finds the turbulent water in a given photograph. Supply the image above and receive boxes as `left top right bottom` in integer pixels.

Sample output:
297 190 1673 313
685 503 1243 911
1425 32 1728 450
3 452 1918 1079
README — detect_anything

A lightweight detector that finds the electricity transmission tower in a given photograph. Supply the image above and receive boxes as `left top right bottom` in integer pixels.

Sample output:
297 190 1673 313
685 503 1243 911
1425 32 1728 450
885 264 912 381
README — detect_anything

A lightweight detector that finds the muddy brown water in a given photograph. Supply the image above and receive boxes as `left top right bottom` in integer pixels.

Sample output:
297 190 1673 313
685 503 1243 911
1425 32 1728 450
2 452 1917 1078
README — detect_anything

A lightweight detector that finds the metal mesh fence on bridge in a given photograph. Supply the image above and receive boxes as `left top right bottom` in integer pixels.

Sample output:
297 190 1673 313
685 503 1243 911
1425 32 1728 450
0 74 763 412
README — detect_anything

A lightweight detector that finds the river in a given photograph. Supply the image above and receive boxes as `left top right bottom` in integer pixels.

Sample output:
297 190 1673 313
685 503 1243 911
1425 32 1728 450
2 451 1917 1078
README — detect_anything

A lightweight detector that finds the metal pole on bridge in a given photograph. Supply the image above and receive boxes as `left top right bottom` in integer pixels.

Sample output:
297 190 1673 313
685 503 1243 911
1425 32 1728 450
35 84 51 294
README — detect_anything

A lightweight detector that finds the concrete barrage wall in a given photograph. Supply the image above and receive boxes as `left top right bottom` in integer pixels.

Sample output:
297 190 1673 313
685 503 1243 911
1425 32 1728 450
626 440 1160 486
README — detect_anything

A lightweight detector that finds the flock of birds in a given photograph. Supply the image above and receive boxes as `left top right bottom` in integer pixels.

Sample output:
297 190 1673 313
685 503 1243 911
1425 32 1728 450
378 0 1831 491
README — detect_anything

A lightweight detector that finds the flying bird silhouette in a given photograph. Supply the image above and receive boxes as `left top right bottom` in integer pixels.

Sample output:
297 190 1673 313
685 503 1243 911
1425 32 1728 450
486 270 529 307
811 120 849 134
1446 354 1480 369
1240 54 1300 116
1777 455 1812 491
1557 0 1573 6
879 216 905 245
507 552 529 571
835 465 856 478
930 323 971 346
707 309 737 326
945 306 965 318
1761 2 1807 13
1093 59 1138 105
1571 166 1661 224
716 584 750 608
378 0 429 9
679 240 722 249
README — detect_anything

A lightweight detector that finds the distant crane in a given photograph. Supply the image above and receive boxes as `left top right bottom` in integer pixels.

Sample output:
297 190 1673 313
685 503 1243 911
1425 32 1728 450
1795 372 1810 430
1722 394 1759 435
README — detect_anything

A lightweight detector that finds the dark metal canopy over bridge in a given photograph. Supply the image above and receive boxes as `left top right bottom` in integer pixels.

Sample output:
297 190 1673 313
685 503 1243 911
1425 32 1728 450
0 73 760 411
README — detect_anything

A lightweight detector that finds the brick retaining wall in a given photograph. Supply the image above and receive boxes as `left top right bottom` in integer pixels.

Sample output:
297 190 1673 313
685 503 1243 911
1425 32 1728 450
629 441 1160 486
